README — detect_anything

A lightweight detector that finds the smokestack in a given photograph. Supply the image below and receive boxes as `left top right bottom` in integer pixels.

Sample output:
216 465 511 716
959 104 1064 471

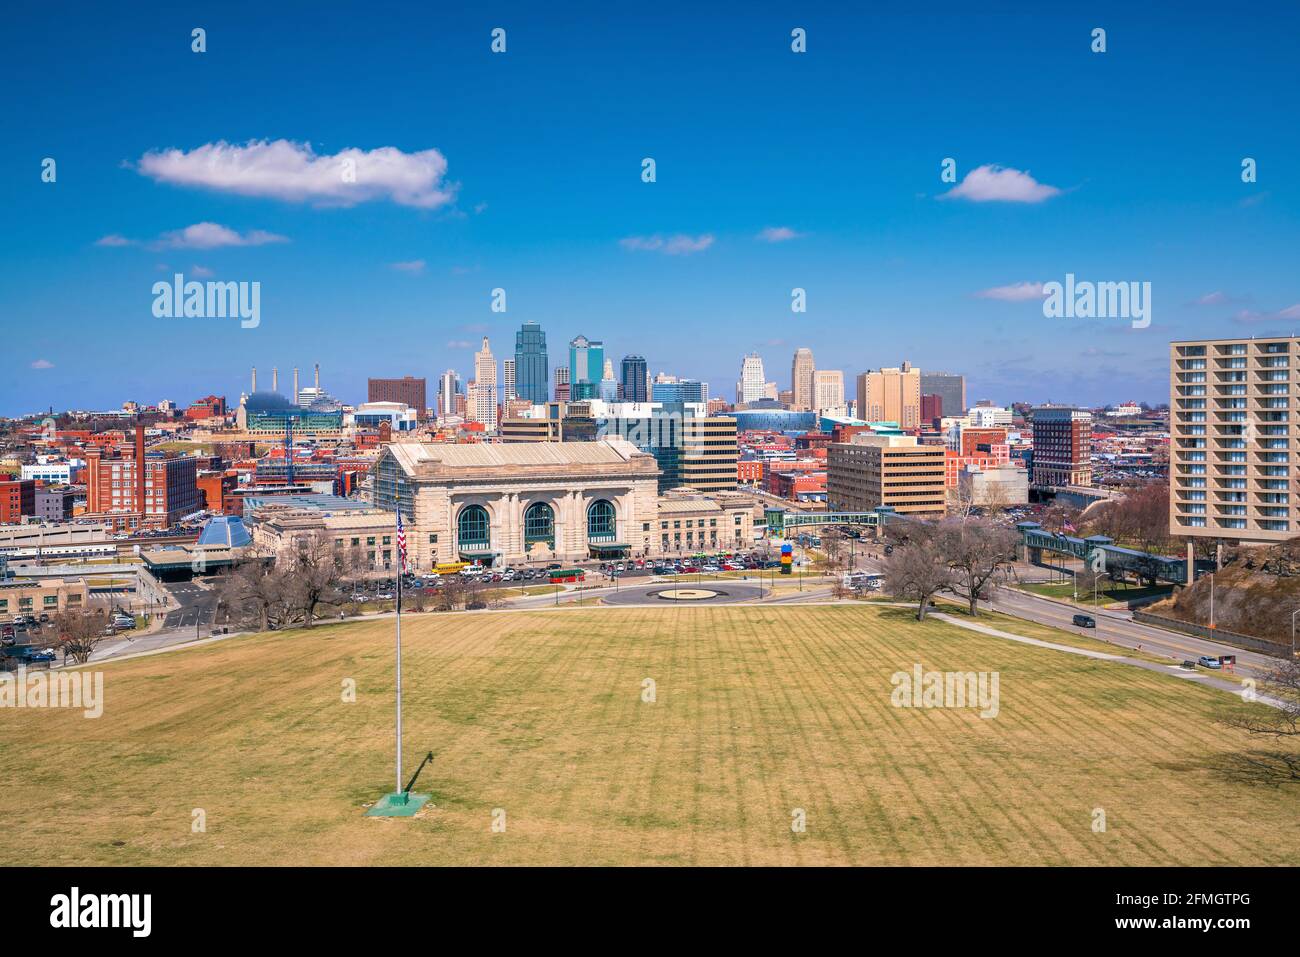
252 367 257 393
315 363 320 391
293 367 300 404
272 367 278 393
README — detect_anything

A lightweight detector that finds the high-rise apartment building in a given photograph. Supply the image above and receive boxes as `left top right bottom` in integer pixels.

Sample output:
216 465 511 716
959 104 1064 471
813 369 845 413
791 348 816 411
920 371 967 418
827 433 947 516
368 376 427 415
470 337 498 430
1171 336 1297 544
736 352 766 405
514 321 548 404
1030 407 1092 487
620 355 648 402
856 361 922 428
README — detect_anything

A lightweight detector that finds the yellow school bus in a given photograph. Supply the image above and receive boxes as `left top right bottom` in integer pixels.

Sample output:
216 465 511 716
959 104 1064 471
434 561 469 575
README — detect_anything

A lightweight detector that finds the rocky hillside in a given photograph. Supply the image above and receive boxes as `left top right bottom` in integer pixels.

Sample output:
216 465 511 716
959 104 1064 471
1151 539 1300 644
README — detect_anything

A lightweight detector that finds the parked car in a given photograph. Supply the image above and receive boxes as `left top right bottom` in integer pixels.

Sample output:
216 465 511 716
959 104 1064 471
1198 655 1222 670
38 613 50 623
702 564 721 573
1071 614 1096 628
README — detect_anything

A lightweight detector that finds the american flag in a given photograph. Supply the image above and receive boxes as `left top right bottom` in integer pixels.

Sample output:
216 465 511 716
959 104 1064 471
1062 520 1077 534
396 508 408 573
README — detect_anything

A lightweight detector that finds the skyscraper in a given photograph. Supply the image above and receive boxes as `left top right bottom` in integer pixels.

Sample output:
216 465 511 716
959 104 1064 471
791 347 815 411
514 321 548 404
503 359 517 404
856 361 922 428
554 365 570 402
620 355 648 402
569 335 604 398
598 358 620 402
437 369 460 418
470 337 498 429
736 352 766 405
920 371 967 418
813 369 845 413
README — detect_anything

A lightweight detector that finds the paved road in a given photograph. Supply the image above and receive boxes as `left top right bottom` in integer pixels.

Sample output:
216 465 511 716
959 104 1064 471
848 553 1282 677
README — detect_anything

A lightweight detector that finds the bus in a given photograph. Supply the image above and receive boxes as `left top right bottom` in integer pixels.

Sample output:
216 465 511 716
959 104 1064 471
549 568 585 583
434 561 469 576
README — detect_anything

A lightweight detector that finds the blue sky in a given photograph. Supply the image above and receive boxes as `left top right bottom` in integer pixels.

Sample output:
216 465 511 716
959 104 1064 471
4 0 1299 416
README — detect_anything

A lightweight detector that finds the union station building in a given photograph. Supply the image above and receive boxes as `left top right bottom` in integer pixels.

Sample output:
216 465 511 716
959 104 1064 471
371 439 663 567
370 439 759 568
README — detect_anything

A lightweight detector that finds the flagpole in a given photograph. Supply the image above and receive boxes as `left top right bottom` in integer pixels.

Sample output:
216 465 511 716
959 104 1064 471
396 566 403 796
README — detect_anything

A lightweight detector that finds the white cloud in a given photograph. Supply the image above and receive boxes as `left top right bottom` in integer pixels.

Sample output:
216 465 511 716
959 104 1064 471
620 233 714 255
973 281 1046 301
756 226 802 243
390 259 426 274
1196 290 1228 306
940 164 1061 203
1232 304 1300 324
94 234 133 247
30 359 54 370
136 139 456 209
191 265 215 278
156 222 289 249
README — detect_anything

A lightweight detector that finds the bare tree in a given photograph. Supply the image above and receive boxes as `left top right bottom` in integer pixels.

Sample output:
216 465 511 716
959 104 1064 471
1222 657 1300 782
821 527 846 571
216 548 287 632
883 525 954 622
282 531 353 628
941 519 1019 617
53 607 110 665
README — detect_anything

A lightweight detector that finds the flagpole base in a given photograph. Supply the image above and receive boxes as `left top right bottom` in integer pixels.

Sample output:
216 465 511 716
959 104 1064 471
365 792 431 817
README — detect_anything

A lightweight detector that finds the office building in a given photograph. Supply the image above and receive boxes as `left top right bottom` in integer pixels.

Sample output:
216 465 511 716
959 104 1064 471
470 337 499 430
791 348 816 411
620 355 648 402
1171 336 1298 544
569 335 604 400
736 352 766 405
827 433 946 516
679 417 739 493
856 362 922 429
0 479 36 524
503 359 517 404
920 371 967 418
1030 407 1093 488
368 377 427 416
514 321 549 404
554 365 571 403
84 425 201 531
813 369 845 413
652 378 707 406
437 370 460 419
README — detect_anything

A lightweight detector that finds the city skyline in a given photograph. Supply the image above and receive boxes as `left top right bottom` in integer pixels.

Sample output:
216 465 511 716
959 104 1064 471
5 3 1299 416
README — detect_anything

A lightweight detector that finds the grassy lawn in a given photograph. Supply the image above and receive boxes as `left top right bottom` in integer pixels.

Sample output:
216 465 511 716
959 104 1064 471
1020 581 1173 607
0 604 1295 866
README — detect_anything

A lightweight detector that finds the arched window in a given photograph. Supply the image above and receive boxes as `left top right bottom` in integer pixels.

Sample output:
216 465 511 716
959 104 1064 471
587 499 616 540
524 501 555 545
457 505 490 546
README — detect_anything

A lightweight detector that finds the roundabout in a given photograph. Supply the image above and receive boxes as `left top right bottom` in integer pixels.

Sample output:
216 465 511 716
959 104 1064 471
600 580 767 606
